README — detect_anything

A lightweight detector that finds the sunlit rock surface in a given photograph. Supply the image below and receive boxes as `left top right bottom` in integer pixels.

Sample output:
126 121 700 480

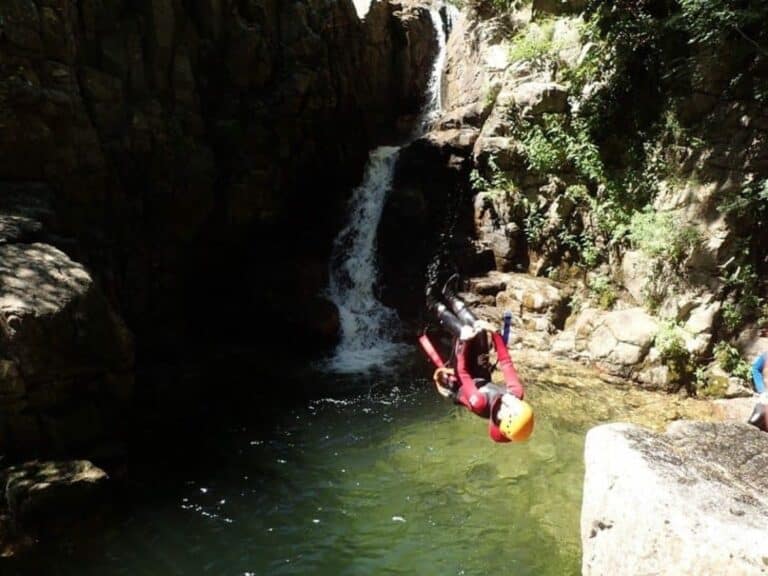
582 422 768 576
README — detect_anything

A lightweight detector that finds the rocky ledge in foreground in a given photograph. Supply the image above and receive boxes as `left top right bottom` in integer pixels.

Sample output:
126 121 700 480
0 460 109 555
581 421 768 576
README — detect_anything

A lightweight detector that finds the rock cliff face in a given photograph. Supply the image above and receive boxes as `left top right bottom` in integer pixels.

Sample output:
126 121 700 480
0 0 436 358
0 0 437 454
382 1 767 392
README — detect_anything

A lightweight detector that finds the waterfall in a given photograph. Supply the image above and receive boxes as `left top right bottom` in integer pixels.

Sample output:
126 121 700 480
324 5 453 374
419 7 449 133
352 0 372 19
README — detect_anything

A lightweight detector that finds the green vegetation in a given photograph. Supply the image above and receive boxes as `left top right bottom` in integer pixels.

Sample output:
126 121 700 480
627 210 699 266
466 0 768 341
519 115 605 183
587 274 617 309
696 371 729 398
713 341 751 381
696 340 752 397
719 257 763 333
672 0 768 50
447 0 528 13
655 320 693 385
484 82 502 108
718 178 768 228
655 321 689 363
508 20 557 67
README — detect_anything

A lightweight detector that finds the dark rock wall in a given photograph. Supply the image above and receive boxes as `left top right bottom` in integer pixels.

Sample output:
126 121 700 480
0 0 436 359
0 0 437 456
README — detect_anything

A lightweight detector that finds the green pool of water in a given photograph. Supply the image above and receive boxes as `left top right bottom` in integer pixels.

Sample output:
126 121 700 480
8 353 716 575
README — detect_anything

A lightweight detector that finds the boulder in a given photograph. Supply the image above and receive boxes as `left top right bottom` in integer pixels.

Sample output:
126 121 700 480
0 243 133 384
2 460 109 538
490 273 572 349
0 243 133 453
618 250 652 305
582 422 768 576
495 272 570 315
510 80 569 119
737 328 768 361
573 307 659 369
684 298 721 334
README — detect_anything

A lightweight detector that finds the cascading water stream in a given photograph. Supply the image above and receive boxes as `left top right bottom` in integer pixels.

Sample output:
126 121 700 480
325 146 405 373
352 0 372 19
419 7 450 133
324 4 454 373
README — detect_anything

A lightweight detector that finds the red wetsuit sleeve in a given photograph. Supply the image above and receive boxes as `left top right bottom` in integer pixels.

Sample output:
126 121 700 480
491 332 524 399
418 334 445 368
455 340 482 411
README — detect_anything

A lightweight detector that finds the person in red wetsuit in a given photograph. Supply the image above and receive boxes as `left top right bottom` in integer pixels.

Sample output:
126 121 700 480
419 291 534 443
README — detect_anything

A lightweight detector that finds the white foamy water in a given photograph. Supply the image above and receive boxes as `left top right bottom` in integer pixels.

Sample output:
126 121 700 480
352 0 372 19
325 6 453 373
419 7 450 133
325 146 406 373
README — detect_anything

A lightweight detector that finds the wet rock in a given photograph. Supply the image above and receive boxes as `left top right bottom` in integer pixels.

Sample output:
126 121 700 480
2 460 109 538
302 297 340 350
582 422 768 575
2 0 439 372
1 0 43 52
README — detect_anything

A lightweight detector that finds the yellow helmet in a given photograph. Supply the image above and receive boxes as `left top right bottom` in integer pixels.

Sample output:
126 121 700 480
497 394 534 442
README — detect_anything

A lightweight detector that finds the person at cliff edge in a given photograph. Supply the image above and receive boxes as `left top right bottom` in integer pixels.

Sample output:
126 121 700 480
747 330 768 432
418 282 534 443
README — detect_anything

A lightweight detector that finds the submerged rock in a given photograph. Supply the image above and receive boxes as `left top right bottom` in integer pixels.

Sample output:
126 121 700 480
582 422 768 576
